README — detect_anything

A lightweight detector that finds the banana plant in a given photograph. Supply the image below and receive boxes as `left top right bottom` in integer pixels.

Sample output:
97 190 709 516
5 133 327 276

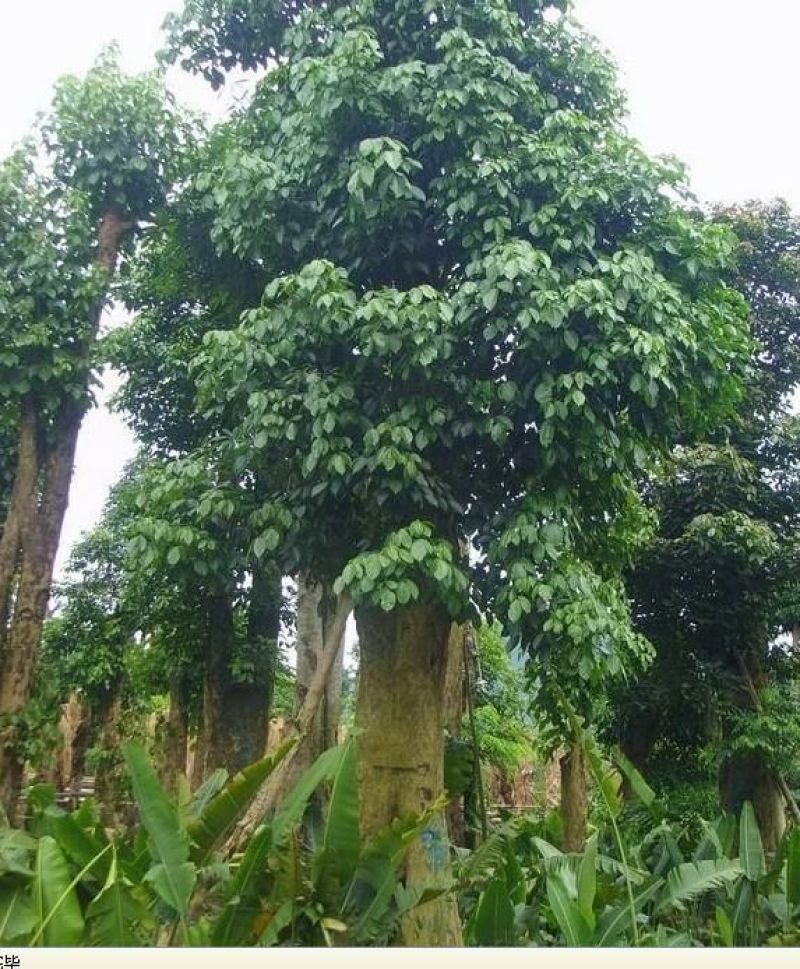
0 742 292 945
212 739 448 946
0 738 439 946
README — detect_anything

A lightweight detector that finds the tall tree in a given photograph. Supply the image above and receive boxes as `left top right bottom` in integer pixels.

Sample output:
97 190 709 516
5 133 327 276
162 0 749 942
109 131 286 783
612 200 800 848
0 50 187 816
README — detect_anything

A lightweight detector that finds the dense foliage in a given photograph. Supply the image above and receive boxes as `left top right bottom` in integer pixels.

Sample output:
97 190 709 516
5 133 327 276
1 0 798 949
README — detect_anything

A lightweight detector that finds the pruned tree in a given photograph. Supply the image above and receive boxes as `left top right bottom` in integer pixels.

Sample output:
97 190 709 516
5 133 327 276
0 49 188 816
156 0 750 943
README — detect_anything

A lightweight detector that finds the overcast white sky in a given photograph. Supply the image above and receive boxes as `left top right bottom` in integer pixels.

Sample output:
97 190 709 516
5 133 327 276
1 0 799 575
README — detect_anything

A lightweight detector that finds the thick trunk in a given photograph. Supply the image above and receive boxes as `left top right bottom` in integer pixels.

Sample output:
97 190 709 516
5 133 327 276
189 729 206 790
243 563 281 752
560 743 588 853
443 625 467 847
199 573 281 780
323 624 345 749
56 693 92 803
278 575 345 786
213 567 280 775
198 593 237 778
355 603 463 946
293 575 326 774
719 650 790 851
95 693 124 827
158 687 188 795
619 721 653 802
719 754 786 853
226 593 351 853
0 398 38 657
0 209 130 819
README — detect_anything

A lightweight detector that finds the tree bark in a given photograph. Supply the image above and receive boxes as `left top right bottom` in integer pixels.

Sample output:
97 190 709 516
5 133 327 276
197 593 237 779
619 721 653 802
189 728 206 790
158 686 188 795
226 592 351 853
444 624 468 848
560 742 588 852
55 693 92 804
293 575 326 775
0 208 131 819
243 563 281 752
0 397 38 658
355 602 463 946
95 692 124 827
197 572 282 781
719 754 786 853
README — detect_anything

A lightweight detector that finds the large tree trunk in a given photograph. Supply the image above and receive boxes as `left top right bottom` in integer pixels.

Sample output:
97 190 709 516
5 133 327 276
560 742 588 853
0 409 80 819
0 398 38 657
619 720 653 802
0 209 130 819
443 624 468 847
198 593 237 779
198 573 281 781
355 603 463 946
188 728 206 790
719 650 789 852
55 693 92 804
719 754 786 853
95 692 124 827
243 563 281 753
226 592 351 853
293 575 326 775
158 686 188 795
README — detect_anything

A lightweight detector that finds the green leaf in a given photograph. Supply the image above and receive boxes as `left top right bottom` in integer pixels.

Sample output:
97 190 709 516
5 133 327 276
410 538 429 562
313 739 360 897
347 804 445 944
612 747 656 808
0 828 36 878
546 870 592 946
715 905 734 946
122 743 196 917
738 801 765 882
0 886 36 943
256 899 295 946
46 814 110 884
469 876 515 945
31 836 85 946
656 859 743 912
188 740 293 865
595 876 664 946
730 877 753 940
211 824 274 946
272 743 350 845
85 850 148 946
785 826 800 907
577 831 597 928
